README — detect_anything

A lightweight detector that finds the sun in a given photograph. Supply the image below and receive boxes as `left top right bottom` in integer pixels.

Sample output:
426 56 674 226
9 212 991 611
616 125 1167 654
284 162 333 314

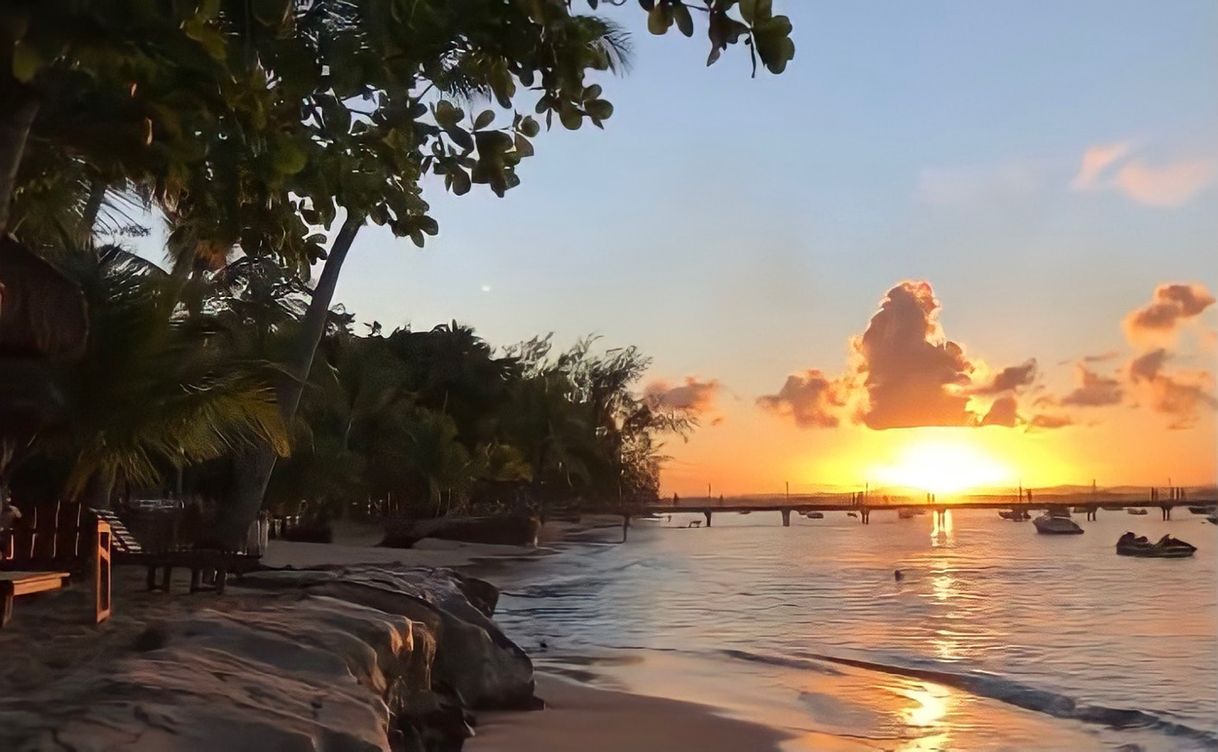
869 434 1016 495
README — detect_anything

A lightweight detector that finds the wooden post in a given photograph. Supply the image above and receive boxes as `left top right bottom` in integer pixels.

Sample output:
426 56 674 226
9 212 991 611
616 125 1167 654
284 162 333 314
94 519 111 624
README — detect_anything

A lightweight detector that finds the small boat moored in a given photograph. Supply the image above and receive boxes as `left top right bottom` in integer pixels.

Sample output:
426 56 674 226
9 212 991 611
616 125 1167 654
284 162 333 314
898 509 916 520
805 511 824 519
1188 505 1217 515
1127 508 1149 516
998 509 1031 521
1033 513 1084 534
1116 532 1196 558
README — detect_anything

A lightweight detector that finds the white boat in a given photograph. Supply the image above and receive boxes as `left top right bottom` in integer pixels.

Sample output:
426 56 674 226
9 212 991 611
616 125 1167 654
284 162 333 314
1033 513 1084 535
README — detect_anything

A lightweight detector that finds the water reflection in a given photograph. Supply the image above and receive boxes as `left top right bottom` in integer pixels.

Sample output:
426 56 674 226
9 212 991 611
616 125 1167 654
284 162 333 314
895 681 952 751
931 509 954 546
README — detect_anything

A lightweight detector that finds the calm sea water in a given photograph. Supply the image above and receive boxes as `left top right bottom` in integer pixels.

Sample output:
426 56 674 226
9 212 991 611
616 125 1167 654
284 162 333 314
491 508 1218 751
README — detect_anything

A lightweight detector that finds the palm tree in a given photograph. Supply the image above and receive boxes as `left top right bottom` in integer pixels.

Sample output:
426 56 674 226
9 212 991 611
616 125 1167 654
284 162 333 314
11 244 289 507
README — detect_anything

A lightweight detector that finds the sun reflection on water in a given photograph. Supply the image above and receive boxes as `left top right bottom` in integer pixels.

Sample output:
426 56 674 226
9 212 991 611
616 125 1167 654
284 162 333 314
930 509 954 546
896 682 953 751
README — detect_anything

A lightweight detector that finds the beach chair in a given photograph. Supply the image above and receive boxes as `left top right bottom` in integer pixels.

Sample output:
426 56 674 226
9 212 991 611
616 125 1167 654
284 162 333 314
93 508 262 594
0 502 111 628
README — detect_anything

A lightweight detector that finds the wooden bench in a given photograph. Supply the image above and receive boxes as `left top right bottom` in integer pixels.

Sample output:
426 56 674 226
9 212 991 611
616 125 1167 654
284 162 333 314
0 571 70 628
1 502 110 628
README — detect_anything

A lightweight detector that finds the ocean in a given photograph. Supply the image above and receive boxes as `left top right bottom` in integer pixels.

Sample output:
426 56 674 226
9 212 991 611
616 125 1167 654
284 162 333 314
491 508 1218 751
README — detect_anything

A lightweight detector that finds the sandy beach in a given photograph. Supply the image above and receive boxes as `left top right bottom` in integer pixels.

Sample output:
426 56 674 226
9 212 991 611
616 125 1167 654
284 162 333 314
0 518 792 752
468 673 786 752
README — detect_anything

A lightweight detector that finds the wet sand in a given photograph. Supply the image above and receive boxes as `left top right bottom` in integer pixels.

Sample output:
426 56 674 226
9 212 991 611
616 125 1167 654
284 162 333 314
468 672 787 752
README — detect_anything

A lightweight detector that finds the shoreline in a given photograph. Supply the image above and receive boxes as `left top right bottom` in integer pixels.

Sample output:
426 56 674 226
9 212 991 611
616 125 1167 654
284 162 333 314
266 521 795 751
468 672 787 752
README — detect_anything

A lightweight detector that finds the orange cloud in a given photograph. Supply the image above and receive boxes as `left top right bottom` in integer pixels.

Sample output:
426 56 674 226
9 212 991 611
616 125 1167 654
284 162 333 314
1124 283 1215 344
1073 143 1215 206
1028 413 1073 430
850 282 977 429
1060 364 1124 407
645 377 721 414
971 359 1038 395
1114 159 1215 207
761 281 1041 431
1126 349 1217 429
981 395 1021 427
756 370 846 428
1071 142 1132 189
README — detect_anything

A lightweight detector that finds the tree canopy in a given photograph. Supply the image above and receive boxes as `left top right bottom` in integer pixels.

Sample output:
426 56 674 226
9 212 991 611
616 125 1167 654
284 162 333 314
0 0 793 538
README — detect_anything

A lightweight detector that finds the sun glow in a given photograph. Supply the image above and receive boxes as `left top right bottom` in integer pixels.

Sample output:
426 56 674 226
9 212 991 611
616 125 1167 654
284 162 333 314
869 435 1016 494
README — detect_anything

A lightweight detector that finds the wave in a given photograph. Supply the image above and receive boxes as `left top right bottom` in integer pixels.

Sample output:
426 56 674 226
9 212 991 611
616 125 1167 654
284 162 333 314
721 647 1218 748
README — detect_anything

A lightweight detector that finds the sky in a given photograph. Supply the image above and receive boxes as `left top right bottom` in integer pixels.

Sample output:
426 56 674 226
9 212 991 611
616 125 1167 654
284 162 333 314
171 2 1218 495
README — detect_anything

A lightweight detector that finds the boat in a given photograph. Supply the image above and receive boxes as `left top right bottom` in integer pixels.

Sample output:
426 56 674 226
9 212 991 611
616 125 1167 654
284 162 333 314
738 510 751 515
1033 513 1084 534
898 509 916 519
845 512 857 519
1072 506 1091 514
1127 508 1148 516
1208 514 1218 526
1116 532 1196 558
1188 505 1216 515
998 509 1030 521
805 511 824 519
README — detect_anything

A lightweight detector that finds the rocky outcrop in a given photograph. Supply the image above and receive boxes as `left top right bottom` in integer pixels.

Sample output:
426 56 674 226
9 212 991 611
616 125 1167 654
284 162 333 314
381 516 541 548
0 566 534 752
241 566 535 710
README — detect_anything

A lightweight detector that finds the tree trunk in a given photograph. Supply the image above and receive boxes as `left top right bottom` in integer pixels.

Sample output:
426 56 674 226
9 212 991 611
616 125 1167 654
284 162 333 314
80 178 107 237
214 213 364 547
0 89 38 236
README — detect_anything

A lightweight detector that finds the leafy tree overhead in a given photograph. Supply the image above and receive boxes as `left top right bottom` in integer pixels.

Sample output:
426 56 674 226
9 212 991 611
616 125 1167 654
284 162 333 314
1 1 793 542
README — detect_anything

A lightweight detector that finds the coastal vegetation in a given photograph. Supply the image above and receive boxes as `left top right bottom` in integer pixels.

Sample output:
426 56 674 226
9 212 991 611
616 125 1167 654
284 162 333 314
1 1 791 540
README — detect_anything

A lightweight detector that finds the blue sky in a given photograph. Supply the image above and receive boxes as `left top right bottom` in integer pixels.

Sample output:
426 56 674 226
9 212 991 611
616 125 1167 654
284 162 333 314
140 2 1218 491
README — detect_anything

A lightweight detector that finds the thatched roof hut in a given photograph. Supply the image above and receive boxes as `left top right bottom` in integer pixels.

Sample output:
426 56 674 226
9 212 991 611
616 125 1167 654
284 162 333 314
0 234 88 360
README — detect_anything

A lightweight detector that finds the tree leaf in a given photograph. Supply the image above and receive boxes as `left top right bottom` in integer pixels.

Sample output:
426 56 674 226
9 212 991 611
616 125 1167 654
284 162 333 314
584 99 613 120
673 4 694 37
647 4 672 35
474 109 495 129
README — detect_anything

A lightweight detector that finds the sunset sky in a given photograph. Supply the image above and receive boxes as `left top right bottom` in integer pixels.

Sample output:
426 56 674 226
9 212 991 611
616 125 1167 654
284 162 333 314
160 2 1218 494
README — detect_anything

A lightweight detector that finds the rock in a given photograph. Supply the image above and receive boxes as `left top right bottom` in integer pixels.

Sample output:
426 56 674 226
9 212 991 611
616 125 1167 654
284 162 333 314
381 516 540 548
307 569 535 709
0 565 536 751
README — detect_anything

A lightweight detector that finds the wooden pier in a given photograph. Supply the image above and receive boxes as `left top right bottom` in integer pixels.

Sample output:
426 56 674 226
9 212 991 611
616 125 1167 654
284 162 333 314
602 492 1216 532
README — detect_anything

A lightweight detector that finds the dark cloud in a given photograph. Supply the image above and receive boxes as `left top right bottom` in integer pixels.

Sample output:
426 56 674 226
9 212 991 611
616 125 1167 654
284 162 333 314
981 396 1021 427
1083 351 1119 363
850 281 976 429
756 370 845 428
645 377 720 414
1126 348 1217 429
1124 283 1215 342
972 359 1038 395
1060 364 1123 407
